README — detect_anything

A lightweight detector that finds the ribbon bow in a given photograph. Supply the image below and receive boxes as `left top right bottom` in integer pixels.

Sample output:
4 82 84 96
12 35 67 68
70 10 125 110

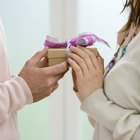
44 33 110 48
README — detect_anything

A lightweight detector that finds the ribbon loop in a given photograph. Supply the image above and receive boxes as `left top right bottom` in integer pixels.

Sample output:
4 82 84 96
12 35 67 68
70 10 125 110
44 33 110 48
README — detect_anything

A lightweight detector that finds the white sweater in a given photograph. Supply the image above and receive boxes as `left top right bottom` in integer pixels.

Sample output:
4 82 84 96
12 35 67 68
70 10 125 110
0 18 33 140
81 31 140 140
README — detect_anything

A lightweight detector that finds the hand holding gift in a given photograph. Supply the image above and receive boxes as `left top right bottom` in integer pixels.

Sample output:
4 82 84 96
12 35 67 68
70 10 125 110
43 32 108 101
44 33 109 66
68 46 104 101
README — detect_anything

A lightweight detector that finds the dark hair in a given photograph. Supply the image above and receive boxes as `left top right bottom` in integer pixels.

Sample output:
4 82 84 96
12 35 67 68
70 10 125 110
122 0 140 31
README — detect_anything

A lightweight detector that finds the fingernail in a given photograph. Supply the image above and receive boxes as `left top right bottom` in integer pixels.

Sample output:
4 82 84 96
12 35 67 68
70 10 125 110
70 46 76 51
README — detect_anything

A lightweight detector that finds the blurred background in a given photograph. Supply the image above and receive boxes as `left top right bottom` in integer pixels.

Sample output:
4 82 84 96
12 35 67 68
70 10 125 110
0 0 127 140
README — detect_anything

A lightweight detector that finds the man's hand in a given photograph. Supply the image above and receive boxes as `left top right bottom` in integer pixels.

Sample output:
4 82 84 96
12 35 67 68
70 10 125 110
19 47 68 102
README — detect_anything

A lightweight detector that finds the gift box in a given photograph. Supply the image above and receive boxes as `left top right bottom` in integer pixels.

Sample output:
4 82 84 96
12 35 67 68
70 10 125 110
48 47 99 66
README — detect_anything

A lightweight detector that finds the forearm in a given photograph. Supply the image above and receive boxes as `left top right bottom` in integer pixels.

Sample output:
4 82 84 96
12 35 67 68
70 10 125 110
74 91 96 127
0 76 33 123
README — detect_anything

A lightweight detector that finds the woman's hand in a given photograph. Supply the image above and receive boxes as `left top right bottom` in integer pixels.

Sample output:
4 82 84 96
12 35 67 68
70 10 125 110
68 46 104 101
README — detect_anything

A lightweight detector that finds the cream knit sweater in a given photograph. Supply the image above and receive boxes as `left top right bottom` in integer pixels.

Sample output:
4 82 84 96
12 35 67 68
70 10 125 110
81 32 140 140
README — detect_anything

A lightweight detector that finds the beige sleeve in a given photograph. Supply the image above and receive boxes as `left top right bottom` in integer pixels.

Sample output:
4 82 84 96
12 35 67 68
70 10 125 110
88 116 96 127
81 89 140 140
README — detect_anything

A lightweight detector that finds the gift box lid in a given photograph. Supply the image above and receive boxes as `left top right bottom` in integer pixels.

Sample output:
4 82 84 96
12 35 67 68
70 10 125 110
48 47 98 59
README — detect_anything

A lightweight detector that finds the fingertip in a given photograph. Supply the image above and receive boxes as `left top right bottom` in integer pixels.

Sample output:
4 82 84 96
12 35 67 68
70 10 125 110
69 46 75 51
68 57 73 63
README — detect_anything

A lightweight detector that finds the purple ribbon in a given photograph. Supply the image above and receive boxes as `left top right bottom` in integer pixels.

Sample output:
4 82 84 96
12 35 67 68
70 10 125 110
44 33 110 48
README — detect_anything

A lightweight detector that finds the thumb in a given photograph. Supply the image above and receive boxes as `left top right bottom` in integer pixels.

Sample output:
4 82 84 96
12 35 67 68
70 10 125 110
30 47 48 65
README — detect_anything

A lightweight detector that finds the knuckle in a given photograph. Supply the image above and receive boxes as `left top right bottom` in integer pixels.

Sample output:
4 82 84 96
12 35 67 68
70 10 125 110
43 71 48 77
35 51 42 56
86 49 93 55
79 59 85 65
83 54 89 60
42 69 50 77
96 70 102 76
91 70 98 76
90 52 95 58
46 79 55 88
75 66 81 72
91 52 96 58
25 59 32 66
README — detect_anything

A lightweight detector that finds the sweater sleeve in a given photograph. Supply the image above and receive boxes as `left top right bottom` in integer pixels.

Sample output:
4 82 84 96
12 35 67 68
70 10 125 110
81 89 140 140
88 116 96 127
0 76 33 124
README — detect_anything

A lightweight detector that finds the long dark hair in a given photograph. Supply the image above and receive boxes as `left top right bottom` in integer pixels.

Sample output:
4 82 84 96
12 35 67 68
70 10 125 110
122 0 140 31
